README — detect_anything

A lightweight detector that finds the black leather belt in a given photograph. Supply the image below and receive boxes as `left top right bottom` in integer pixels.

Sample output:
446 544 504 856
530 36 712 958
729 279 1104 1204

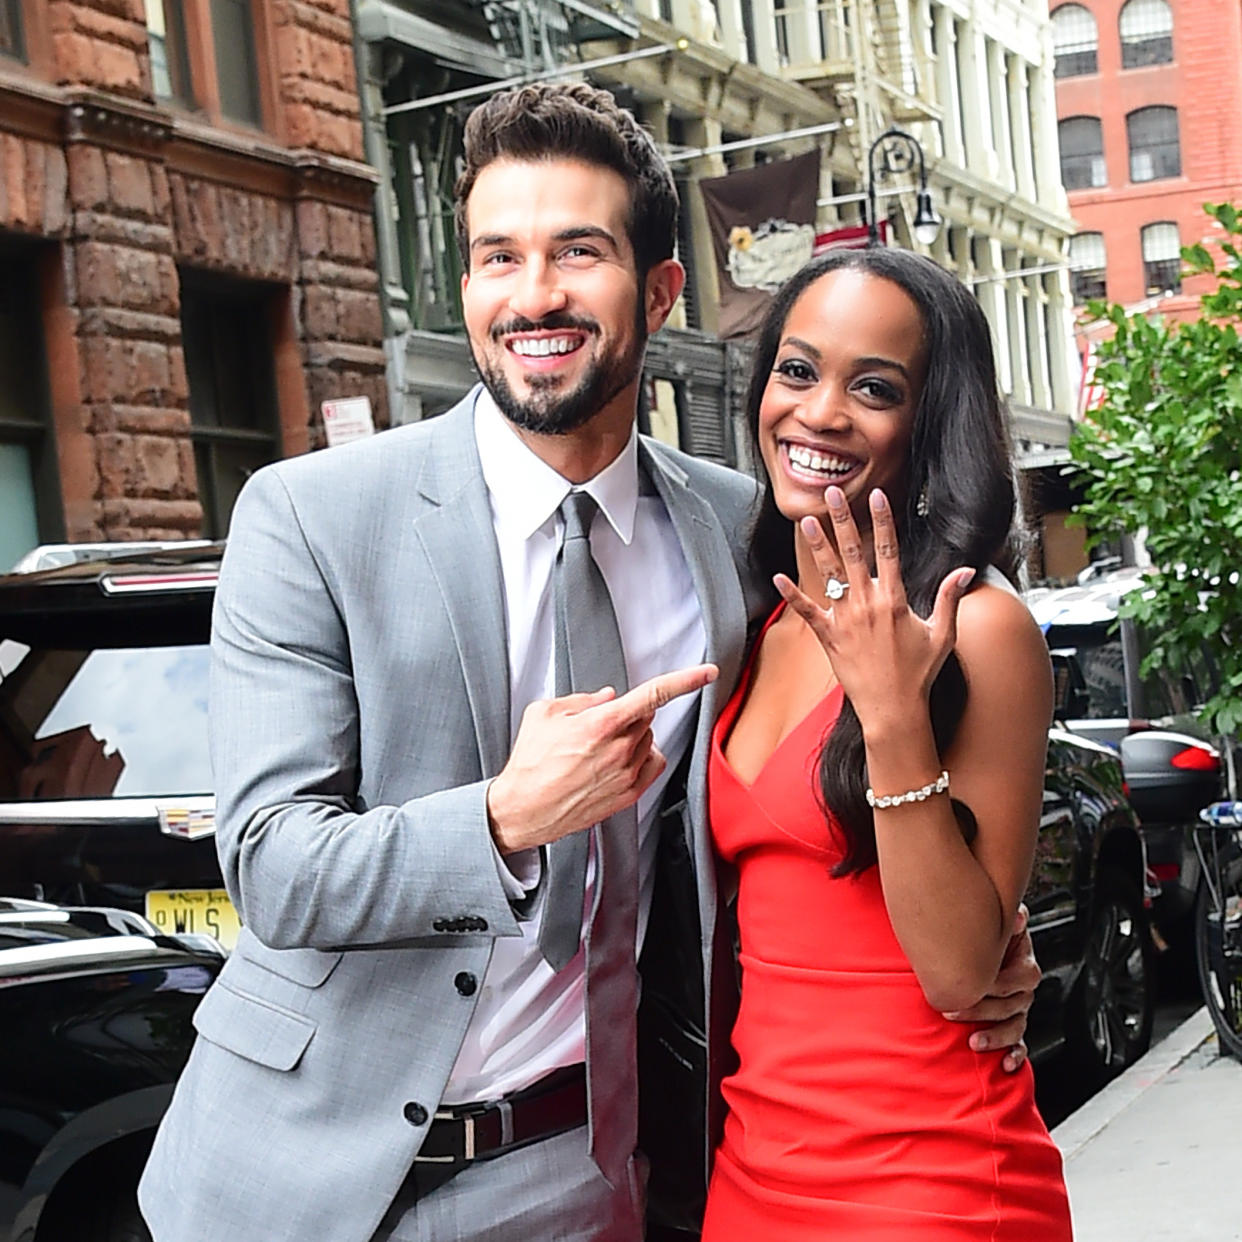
412 1064 587 1166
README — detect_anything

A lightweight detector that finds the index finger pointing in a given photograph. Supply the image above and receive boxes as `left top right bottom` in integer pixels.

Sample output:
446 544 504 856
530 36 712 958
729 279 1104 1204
611 663 718 723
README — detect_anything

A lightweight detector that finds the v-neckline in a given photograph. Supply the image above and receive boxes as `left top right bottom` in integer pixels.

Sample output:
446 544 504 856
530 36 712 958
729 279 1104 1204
716 604 845 791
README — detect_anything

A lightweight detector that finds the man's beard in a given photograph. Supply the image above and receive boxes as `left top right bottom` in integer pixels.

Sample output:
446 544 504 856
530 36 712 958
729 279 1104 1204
472 310 647 436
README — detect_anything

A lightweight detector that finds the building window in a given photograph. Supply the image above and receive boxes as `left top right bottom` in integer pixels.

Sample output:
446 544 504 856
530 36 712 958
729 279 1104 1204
1058 116 1107 190
179 271 280 537
143 0 263 127
1127 106 1180 181
1051 4 1098 78
739 0 757 65
1069 232 1107 302
1141 222 1182 294
774 4 790 66
210 0 262 124
0 245 57 571
1120 0 1173 69
146 1 194 107
1 0 24 59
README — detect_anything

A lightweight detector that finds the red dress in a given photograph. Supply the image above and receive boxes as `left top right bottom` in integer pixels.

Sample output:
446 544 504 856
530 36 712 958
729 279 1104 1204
702 607 1072 1241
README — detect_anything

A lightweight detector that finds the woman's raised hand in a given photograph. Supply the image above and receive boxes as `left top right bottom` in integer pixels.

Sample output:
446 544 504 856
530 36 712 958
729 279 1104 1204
773 486 976 737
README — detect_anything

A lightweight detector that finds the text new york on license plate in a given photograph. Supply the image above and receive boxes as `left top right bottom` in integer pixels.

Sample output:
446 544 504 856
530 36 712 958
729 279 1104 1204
145 888 240 949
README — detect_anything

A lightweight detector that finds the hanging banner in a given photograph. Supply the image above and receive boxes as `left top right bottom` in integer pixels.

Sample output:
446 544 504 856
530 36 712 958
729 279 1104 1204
813 222 886 253
699 149 821 340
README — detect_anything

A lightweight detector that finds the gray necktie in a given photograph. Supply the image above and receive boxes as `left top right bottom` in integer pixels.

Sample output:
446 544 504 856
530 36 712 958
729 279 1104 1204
539 489 640 1186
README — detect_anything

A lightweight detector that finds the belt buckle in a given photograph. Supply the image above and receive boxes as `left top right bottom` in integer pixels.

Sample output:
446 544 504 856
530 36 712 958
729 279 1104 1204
412 1110 476 1164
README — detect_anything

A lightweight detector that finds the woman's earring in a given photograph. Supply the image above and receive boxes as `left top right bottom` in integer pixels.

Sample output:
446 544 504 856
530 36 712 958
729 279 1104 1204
916 488 930 518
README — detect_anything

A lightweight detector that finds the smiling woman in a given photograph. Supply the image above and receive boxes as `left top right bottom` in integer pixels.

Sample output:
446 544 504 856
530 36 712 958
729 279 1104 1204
757 266 925 533
700 248 1070 1240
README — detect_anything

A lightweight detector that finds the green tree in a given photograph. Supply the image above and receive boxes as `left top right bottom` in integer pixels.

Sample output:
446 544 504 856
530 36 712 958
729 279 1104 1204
1069 202 1242 738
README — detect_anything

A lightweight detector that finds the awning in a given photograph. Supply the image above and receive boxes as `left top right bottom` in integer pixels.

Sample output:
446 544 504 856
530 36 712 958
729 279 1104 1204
355 0 520 79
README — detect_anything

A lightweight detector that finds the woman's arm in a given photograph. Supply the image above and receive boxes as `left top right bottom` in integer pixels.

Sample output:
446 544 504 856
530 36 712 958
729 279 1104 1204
777 485 1051 1013
865 586 1051 1012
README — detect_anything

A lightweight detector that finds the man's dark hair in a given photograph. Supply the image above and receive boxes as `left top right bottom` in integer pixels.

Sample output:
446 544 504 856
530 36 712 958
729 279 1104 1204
454 81 679 277
745 247 1023 876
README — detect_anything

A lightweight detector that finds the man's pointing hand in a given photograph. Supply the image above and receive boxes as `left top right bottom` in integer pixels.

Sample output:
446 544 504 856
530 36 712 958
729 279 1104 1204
486 663 718 854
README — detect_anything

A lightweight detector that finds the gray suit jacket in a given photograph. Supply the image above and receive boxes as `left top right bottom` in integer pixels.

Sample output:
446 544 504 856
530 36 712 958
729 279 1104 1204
138 388 768 1242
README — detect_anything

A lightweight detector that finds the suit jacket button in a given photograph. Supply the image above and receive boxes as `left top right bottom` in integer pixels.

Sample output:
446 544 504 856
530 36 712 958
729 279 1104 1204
404 1102 428 1126
454 972 478 997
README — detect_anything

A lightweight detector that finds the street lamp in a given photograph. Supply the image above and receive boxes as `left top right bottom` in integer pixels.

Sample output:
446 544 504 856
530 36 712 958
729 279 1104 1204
865 128 942 248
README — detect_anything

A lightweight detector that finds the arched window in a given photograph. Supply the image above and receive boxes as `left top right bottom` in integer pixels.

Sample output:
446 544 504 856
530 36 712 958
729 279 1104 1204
1059 117 1107 191
1070 232 1107 303
1141 222 1181 294
1127 106 1180 181
1052 5 1098 77
1120 0 1174 69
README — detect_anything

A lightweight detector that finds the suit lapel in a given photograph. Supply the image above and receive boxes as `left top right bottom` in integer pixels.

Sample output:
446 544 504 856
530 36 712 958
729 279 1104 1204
411 390 512 778
639 439 748 948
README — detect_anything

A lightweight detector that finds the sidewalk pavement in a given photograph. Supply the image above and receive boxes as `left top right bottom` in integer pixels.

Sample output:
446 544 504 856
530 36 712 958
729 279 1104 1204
1052 1007 1242 1241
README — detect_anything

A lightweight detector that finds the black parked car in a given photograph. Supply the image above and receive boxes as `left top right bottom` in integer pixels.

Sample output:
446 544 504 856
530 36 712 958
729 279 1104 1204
0 897 224 1241
0 545 1154 1096
1026 563 1236 946
0 543 229 949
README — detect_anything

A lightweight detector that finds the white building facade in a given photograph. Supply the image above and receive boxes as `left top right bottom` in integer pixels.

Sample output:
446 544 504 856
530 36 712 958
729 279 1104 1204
354 0 1076 467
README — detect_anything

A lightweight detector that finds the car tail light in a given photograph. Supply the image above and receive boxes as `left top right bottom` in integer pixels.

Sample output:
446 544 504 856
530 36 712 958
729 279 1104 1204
1170 746 1219 772
101 570 219 595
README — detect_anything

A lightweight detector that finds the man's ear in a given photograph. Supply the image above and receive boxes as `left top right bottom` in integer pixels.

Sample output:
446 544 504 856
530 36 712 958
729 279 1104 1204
644 258 686 333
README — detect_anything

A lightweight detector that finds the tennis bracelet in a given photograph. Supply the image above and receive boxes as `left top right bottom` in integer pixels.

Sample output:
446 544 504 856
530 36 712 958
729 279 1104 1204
866 770 950 809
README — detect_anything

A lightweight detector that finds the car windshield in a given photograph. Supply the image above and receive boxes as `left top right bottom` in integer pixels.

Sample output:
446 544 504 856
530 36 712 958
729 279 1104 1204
1044 623 1198 722
1045 625 1128 718
0 638 211 799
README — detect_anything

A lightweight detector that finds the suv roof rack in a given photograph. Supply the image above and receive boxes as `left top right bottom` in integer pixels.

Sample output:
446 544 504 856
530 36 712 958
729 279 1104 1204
10 541 221 574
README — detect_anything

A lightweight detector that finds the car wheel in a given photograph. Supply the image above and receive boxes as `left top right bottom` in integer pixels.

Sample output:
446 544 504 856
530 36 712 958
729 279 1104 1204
1067 866 1156 1082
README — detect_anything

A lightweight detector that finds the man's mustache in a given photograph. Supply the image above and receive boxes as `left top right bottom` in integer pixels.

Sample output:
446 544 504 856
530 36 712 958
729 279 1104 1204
490 313 599 341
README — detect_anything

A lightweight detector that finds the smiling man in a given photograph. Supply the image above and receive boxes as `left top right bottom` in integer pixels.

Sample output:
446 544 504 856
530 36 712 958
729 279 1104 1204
138 83 1037 1242
138 82 765 1242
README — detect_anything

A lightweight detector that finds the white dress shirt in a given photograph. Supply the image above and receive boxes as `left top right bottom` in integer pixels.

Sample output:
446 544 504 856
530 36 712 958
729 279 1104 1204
441 390 705 1104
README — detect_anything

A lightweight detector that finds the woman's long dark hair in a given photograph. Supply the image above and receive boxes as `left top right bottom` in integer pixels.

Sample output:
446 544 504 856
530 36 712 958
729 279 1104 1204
745 248 1021 876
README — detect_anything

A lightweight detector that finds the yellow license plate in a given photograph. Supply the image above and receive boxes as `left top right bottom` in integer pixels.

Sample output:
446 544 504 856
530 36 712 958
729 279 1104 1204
145 888 240 950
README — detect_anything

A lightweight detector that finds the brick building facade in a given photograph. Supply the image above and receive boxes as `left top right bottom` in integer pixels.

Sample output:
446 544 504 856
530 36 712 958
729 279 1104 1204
1053 0 1242 319
0 0 386 566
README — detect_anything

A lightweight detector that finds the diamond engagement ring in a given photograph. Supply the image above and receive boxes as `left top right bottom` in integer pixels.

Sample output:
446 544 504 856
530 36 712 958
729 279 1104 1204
824 577 849 601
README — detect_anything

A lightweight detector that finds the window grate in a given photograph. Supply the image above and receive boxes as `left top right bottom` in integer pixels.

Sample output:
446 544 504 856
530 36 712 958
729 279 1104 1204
1059 117 1107 190
1052 4 1098 78
1070 232 1107 303
1127 107 1180 182
1120 0 1173 69
1141 222 1181 294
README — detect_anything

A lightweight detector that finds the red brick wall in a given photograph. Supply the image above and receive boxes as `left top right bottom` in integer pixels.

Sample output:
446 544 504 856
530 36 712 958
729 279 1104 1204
0 0 384 543
48 0 150 100
1056 0 1242 313
272 0 363 159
